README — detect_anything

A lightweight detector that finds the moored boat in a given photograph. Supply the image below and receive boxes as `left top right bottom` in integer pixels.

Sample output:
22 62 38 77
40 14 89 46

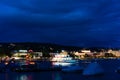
51 54 78 67
13 61 37 72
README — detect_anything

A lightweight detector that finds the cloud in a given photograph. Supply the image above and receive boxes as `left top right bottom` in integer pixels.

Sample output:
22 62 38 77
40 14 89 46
0 0 120 47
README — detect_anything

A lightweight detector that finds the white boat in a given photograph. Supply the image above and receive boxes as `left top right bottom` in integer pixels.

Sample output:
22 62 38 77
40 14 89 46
83 62 104 76
51 54 78 67
51 54 74 62
62 65 83 72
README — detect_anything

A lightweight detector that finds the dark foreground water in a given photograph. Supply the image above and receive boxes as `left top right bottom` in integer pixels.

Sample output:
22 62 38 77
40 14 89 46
1 59 120 80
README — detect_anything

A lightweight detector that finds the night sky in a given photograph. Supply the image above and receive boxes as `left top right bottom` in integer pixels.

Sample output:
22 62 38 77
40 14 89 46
0 0 120 47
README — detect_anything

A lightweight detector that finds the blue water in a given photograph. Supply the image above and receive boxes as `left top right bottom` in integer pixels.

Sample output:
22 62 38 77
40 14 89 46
1 59 120 80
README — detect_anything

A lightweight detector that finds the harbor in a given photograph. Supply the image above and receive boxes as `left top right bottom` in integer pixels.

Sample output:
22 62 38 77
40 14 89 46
1 0 120 79
0 59 120 80
0 43 119 80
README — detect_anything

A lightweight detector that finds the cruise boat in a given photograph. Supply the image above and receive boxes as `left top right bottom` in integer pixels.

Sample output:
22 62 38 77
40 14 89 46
51 54 78 67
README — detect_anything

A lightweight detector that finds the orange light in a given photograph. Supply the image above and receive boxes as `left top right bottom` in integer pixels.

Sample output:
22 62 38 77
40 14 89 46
5 62 8 65
29 62 35 65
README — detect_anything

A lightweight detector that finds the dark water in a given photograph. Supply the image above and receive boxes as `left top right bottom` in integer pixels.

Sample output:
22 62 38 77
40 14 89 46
1 59 120 80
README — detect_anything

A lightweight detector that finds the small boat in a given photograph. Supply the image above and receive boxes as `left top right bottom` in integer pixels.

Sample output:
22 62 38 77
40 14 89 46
62 65 83 73
83 62 104 76
14 61 37 72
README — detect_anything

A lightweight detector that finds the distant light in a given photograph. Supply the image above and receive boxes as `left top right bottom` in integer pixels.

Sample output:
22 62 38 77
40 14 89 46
29 62 35 65
28 50 33 53
61 50 65 52
5 62 8 65
81 50 91 53
13 50 18 53
52 62 72 66
19 50 27 53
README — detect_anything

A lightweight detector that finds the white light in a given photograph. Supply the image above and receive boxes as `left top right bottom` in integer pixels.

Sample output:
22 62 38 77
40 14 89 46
52 62 72 66
19 50 27 53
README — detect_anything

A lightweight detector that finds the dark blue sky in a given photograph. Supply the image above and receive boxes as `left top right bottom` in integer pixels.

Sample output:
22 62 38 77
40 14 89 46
0 0 120 47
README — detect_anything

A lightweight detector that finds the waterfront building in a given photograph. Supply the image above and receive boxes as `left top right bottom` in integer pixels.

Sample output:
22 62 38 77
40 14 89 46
11 50 43 60
74 52 85 59
108 49 120 57
11 50 28 59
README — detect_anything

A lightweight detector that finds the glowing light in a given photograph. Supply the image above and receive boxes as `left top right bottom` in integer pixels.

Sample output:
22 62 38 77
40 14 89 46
29 62 35 65
52 62 72 66
28 50 33 53
5 62 8 65
19 50 27 53
20 75 27 80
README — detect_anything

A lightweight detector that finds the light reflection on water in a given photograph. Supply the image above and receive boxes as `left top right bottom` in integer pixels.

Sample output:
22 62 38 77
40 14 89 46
2 72 62 80
2 72 34 80
20 75 30 80
52 72 62 80
1 59 120 80
20 75 27 80
16 73 33 80
0 72 62 80
5 73 8 80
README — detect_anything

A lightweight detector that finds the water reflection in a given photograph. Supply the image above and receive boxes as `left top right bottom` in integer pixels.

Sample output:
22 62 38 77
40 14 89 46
16 74 33 80
0 72 62 80
20 75 28 80
5 73 8 80
52 72 62 80
0 59 120 80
